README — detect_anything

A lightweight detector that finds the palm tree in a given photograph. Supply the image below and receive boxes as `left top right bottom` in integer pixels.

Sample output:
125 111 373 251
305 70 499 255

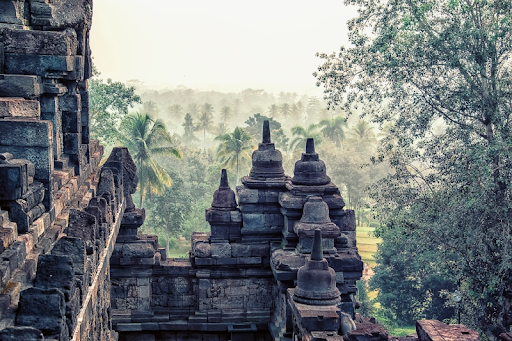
220 106 232 123
319 116 348 147
214 122 229 136
202 103 214 117
168 104 183 121
291 103 301 120
233 98 242 117
187 103 199 118
268 104 279 118
118 113 182 209
142 100 159 115
215 127 254 184
350 120 376 141
296 101 305 124
182 113 198 143
289 124 323 150
198 111 214 147
280 103 291 119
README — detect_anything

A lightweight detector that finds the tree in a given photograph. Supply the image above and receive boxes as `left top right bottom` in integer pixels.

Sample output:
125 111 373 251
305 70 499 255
315 0 512 336
88 76 141 145
220 106 232 123
280 103 291 119
168 104 184 121
268 104 279 118
118 113 182 209
144 170 192 255
214 122 229 136
187 103 199 118
356 280 374 318
182 113 198 143
142 100 159 116
289 124 322 151
198 111 214 147
319 116 347 147
244 113 282 141
350 120 376 142
215 127 254 184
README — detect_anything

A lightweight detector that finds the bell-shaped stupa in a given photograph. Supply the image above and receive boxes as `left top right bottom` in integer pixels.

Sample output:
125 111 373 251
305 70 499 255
248 120 286 180
294 196 340 254
293 229 341 306
211 169 237 210
291 138 331 186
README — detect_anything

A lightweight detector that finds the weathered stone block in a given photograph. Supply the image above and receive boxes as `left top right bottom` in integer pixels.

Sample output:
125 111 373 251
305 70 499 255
67 209 96 243
62 109 81 133
16 287 66 336
0 118 52 147
231 243 251 258
340 210 356 232
0 74 42 98
210 242 231 258
4 54 75 77
0 326 44 341
193 242 211 258
51 236 86 275
416 320 478 341
0 98 39 118
1 240 26 273
34 254 75 300
121 243 155 259
242 213 264 229
3 28 77 56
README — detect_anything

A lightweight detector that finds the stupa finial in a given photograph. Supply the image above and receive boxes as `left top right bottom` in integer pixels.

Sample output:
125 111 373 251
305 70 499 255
262 120 271 144
306 138 315 153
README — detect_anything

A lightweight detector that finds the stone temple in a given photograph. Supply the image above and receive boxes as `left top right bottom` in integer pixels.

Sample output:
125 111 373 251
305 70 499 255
0 1 482 341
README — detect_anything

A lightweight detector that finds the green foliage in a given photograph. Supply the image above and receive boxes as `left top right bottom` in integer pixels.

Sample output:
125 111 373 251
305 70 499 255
215 127 254 183
244 113 282 140
356 279 374 317
88 77 141 145
316 0 512 337
289 124 323 150
319 116 348 147
118 113 182 208
182 113 199 143
144 170 192 254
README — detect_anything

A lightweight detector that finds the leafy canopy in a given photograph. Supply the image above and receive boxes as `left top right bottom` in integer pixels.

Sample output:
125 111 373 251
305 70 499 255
316 0 512 336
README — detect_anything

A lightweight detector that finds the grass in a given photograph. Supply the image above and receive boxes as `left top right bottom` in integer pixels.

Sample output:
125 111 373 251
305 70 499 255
356 225 381 266
168 240 191 258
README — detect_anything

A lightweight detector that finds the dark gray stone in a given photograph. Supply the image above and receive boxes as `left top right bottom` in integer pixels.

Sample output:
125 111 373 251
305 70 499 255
0 326 44 341
34 254 75 300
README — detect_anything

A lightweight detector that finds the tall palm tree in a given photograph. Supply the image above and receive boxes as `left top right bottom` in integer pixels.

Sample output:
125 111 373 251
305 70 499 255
142 100 159 116
118 113 182 209
220 106 232 123
291 103 301 120
319 116 348 147
280 103 291 119
296 101 305 124
168 104 183 121
215 127 253 184
289 124 323 150
198 111 214 147
350 120 376 141
233 98 242 117
187 103 199 118
214 122 229 136
182 113 198 143
268 104 279 118
202 103 214 117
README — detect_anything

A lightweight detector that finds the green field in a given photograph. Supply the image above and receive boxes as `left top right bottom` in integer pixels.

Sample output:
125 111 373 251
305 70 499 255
356 225 381 266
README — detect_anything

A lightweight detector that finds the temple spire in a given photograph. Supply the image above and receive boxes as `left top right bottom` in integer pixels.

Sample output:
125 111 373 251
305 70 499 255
306 138 315 154
311 229 323 261
262 120 271 143
220 168 229 188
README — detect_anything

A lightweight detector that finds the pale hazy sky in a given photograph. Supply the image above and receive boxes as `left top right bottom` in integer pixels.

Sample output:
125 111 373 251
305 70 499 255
90 1 357 94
